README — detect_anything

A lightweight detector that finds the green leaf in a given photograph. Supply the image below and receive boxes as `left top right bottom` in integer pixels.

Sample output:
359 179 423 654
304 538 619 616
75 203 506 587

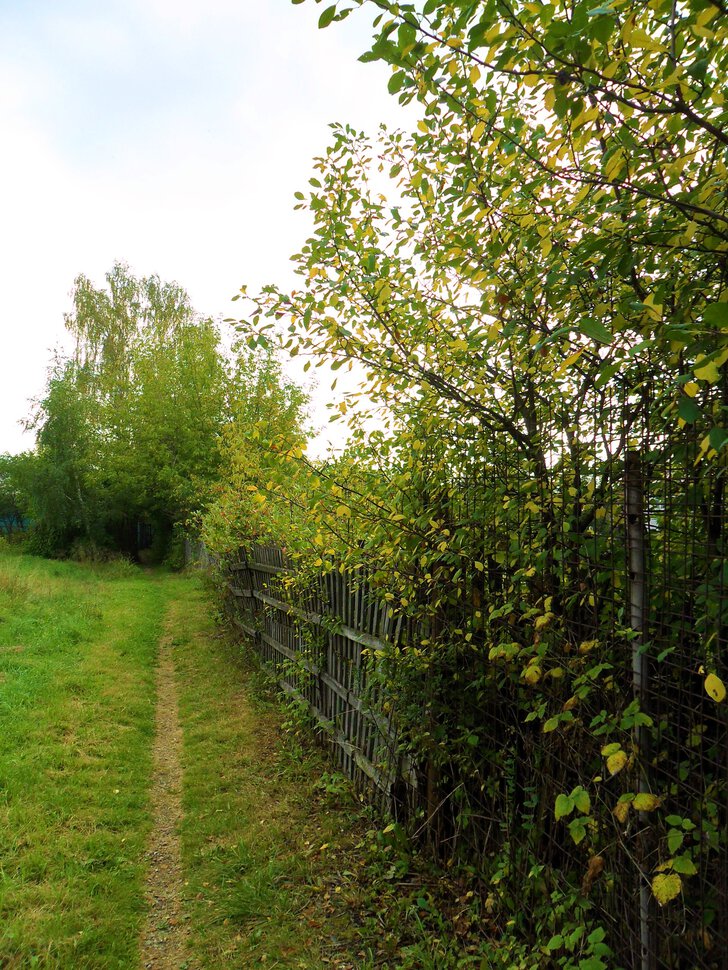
388 70 407 94
579 318 612 344
703 303 728 327
568 818 587 844
600 742 621 756
587 4 617 16
671 854 697 876
572 788 591 815
318 5 337 28
677 397 701 424
555 794 574 820
709 427 728 452
546 934 564 952
667 830 684 854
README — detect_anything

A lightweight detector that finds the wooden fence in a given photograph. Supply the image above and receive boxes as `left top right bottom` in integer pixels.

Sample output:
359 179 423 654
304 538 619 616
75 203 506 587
224 544 415 803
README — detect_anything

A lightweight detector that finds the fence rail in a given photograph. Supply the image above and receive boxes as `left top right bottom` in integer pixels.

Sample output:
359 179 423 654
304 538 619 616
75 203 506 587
225 545 413 798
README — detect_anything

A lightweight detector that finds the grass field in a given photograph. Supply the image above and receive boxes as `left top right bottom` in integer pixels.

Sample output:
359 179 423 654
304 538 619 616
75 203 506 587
0 549 162 967
0 546 487 969
0 548 374 969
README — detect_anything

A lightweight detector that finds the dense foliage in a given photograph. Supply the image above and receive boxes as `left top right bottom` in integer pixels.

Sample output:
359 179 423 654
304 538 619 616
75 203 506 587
9 263 306 561
220 1 727 966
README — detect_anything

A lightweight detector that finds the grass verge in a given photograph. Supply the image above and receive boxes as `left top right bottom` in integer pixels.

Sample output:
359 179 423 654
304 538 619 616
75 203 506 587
0 549 499 969
0 548 165 968
170 580 498 970
170 582 370 968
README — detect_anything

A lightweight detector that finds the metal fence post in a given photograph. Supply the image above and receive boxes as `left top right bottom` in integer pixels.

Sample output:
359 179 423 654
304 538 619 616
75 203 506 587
626 449 655 970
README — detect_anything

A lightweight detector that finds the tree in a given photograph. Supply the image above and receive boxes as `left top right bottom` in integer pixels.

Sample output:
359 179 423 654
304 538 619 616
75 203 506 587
95 315 230 542
224 2 728 960
201 348 310 556
23 263 310 561
326 0 727 321
21 360 103 553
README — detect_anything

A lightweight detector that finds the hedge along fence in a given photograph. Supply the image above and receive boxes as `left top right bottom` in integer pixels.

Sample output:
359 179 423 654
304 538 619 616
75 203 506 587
225 543 417 801
222 439 727 970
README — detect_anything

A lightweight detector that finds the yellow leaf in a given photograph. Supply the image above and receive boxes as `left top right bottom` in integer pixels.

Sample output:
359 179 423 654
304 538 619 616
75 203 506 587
613 800 630 824
534 612 554 631
523 665 542 685
652 873 682 906
695 360 721 383
336 505 351 518
604 149 625 181
633 792 661 811
642 293 663 321
704 672 726 703
607 751 628 775
684 381 699 398
556 348 584 377
696 5 718 25
630 28 663 50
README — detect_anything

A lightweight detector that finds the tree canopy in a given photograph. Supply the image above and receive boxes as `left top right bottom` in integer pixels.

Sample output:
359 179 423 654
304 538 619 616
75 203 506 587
14 263 307 560
221 2 727 962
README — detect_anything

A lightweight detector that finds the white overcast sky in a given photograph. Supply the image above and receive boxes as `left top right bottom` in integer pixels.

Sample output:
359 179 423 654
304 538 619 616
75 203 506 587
0 0 412 454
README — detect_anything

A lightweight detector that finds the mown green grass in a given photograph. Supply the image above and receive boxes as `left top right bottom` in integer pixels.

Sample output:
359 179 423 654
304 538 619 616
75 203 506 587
0 547 164 968
169 582 501 970
0 548 486 969
169 585 369 969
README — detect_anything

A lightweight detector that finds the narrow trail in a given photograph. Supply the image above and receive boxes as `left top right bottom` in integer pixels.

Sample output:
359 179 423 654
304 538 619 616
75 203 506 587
139 622 189 970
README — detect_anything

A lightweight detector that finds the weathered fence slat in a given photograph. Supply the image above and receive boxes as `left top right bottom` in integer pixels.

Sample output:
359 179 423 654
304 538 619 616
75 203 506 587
226 561 406 801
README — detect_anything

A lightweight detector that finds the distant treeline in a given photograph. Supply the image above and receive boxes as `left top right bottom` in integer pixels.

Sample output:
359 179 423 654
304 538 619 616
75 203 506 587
1 263 307 563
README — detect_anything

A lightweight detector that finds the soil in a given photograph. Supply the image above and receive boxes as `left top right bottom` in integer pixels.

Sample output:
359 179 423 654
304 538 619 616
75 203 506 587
139 626 190 970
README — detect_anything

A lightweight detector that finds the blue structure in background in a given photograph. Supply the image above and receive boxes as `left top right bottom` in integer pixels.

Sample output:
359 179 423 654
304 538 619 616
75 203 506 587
0 515 29 536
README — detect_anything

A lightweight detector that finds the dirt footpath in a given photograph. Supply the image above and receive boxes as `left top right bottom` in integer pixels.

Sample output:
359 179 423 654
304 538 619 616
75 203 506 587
139 628 189 970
